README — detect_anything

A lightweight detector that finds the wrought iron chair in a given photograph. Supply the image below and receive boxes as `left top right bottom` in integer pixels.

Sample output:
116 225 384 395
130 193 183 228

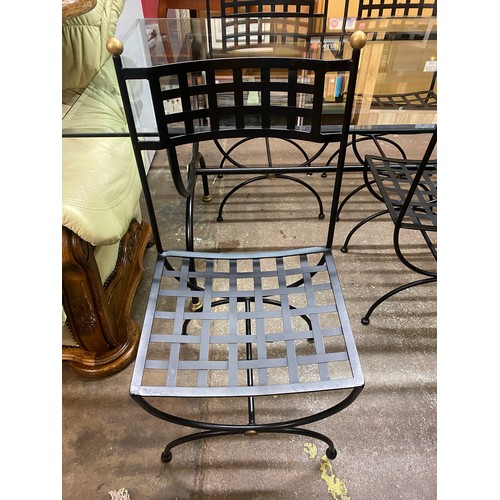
107 31 366 463
340 130 437 324
206 0 328 56
203 0 331 221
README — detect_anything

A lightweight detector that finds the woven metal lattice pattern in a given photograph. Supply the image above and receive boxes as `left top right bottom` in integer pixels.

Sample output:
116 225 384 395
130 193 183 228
370 90 436 110
219 17 312 48
131 247 364 398
357 0 437 18
221 0 315 17
367 156 437 231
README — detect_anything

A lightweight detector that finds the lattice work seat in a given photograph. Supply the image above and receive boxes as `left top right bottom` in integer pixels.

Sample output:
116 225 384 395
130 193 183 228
132 248 363 399
368 155 437 231
370 90 437 110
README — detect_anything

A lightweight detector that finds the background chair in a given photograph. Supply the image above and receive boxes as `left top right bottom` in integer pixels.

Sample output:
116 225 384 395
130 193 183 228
108 31 367 462
340 130 437 324
206 0 328 56
203 0 331 222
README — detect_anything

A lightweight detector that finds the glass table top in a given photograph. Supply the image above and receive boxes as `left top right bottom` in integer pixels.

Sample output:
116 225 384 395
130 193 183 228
62 16 436 137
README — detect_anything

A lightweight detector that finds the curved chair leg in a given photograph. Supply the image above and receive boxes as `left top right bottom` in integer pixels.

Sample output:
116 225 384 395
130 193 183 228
132 384 363 464
340 209 389 253
361 276 436 325
161 429 240 462
393 225 437 277
214 137 313 175
217 174 325 222
161 425 338 463
336 178 377 221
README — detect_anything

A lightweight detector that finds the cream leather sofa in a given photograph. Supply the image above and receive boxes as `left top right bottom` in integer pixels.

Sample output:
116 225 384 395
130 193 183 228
62 0 151 377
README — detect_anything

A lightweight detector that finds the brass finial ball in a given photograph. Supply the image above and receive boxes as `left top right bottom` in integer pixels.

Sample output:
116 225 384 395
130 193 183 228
106 37 124 56
349 31 367 50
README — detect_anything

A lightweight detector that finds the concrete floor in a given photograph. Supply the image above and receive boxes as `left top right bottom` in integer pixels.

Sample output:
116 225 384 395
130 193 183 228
62 133 437 499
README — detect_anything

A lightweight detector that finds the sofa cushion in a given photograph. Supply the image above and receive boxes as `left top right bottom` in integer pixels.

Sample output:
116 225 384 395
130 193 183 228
62 137 143 246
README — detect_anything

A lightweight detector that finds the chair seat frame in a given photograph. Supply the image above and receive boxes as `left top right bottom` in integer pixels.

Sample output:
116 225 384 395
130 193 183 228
131 246 364 461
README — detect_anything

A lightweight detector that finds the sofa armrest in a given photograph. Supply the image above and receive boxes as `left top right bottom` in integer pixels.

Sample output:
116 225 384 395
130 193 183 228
62 0 125 91
62 137 142 246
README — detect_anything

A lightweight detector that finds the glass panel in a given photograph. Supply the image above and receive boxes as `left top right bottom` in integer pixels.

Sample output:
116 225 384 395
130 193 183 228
349 17 437 127
63 16 437 137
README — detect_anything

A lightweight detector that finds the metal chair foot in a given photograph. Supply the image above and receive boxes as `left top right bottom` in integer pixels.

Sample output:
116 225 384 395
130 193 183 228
190 299 203 312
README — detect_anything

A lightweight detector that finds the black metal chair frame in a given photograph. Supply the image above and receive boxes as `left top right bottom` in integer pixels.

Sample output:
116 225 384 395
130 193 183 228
340 130 437 324
109 32 367 463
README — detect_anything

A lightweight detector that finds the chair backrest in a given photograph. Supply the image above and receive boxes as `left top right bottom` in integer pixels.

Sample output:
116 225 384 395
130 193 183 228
207 0 328 52
357 0 437 19
108 31 366 250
